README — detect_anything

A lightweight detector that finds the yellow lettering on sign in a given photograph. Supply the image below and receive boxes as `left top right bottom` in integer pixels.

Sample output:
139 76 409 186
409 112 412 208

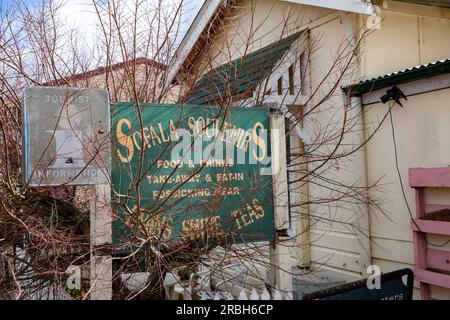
116 118 134 163
182 216 222 241
231 198 265 230
252 122 267 161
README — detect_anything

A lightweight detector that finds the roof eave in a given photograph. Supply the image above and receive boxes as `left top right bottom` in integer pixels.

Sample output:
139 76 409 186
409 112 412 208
343 59 450 97
166 0 226 86
168 0 378 87
280 0 377 16
395 0 450 9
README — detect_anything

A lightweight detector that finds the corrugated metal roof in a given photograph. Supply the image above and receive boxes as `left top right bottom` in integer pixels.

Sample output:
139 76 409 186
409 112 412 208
185 31 304 104
343 59 450 96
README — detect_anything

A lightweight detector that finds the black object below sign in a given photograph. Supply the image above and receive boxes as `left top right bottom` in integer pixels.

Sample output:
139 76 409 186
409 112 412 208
303 268 413 300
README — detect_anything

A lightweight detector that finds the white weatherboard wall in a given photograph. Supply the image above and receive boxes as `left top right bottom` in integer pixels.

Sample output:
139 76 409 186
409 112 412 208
362 1 450 79
364 88 450 300
358 1 450 300
306 13 371 283
307 1 450 295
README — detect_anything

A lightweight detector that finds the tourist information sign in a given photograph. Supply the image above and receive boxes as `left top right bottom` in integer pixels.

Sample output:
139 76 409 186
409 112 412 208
22 87 110 186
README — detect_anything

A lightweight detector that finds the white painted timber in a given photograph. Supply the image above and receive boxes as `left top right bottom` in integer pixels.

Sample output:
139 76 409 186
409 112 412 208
89 184 112 300
166 0 223 85
281 0 377 15
270 114 290 230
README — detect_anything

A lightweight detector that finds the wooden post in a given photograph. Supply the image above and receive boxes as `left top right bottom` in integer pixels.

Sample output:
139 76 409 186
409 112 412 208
287 105 310 268
270 114 290 230
269 239 293 293
414 188 431 300
269 113 293 293
89 184 112 300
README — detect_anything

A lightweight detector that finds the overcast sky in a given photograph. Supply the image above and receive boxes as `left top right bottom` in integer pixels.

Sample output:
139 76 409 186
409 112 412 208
0 0 205 59
57 0 205 49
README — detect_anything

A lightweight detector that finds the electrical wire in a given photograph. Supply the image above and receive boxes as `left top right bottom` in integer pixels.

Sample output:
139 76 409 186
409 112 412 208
388 103 450 248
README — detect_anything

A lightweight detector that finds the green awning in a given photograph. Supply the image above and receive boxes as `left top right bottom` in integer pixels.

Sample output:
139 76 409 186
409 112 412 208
186 31 304 105
343 59 450 97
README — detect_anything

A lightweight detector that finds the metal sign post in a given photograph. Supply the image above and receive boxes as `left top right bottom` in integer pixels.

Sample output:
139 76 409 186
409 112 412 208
22 86 112 300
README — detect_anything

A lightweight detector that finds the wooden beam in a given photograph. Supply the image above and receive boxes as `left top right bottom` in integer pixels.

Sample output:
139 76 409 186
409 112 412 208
411 219 450 236
427 249 450 273
413 188 431 300
409 167 450 188
269 113 293 292
281 0 376 15
414 268 450 289
271 114 290 230
89 184 112 300
425 203 450 214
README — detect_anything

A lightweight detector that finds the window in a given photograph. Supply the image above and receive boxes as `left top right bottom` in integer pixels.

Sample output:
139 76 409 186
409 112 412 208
277 76 283 95
288 64 295 95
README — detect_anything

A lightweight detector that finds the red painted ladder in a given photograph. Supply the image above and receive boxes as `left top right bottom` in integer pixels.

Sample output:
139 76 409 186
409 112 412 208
409 167 450 300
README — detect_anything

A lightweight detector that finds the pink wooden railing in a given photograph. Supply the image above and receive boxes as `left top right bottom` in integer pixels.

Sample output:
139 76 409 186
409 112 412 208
409 167 450 300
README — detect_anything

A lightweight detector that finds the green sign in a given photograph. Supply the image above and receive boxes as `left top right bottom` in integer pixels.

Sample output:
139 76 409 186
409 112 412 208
112 103 274 246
